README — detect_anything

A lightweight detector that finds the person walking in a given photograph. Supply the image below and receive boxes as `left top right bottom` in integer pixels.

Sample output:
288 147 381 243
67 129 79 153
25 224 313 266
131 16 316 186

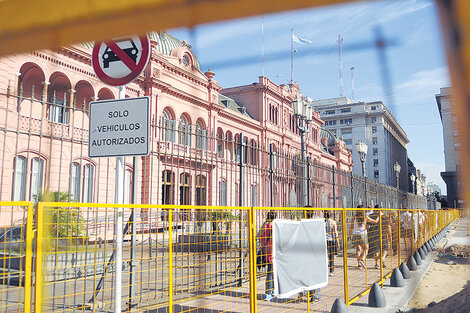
259 211 276 301
348 205 378 269
324 211 339 276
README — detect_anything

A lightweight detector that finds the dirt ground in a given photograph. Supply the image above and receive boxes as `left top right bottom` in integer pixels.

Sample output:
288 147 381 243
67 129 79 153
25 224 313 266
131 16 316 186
406 244 470 313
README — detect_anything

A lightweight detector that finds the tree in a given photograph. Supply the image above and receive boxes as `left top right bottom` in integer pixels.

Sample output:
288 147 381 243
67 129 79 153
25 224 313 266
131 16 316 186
432 191 448 208
36 190 86 243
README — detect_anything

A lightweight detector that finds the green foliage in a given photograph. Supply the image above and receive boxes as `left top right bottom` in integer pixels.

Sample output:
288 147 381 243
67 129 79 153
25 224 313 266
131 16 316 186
37 190 85 241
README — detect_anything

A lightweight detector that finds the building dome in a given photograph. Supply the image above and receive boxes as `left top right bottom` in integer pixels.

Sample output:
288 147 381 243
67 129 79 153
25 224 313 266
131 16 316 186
149 31 201 71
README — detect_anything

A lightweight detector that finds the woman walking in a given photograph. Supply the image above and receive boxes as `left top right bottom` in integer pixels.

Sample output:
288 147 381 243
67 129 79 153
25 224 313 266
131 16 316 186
348 206 378 269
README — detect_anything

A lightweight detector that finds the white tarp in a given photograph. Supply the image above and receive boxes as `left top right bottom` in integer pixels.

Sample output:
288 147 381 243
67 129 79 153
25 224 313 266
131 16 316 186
272 218 328 298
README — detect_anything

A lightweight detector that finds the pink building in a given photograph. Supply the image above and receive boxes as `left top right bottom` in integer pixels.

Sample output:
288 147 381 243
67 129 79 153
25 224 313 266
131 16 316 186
0 32 352 218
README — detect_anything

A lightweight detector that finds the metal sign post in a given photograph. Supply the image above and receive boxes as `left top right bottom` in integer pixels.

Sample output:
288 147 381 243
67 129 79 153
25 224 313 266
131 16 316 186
91 35 151 313
115 86 125 313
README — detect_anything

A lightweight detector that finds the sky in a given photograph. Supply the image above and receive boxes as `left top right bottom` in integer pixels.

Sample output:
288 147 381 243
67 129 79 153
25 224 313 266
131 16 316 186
169 0 449 193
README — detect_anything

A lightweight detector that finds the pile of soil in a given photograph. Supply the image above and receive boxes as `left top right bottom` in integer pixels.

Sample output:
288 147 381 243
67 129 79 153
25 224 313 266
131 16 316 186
405 244 470 313
406 283 470 313
439 244 470 259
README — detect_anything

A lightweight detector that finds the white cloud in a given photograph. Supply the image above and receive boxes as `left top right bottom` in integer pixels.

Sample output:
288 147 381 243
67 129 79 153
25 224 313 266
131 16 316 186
394 67 450 105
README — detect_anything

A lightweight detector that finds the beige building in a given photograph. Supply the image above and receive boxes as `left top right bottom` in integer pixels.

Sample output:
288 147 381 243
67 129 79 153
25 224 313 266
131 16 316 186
436 87 462 207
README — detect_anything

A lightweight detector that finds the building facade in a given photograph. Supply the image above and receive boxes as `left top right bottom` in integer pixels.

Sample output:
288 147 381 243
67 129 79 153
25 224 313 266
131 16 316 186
436 87 462 207
310 97 410 192
0 32 353 219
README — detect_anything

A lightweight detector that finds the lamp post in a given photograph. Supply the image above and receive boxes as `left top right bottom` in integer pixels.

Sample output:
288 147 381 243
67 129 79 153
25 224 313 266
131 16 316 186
293 96 313 207
356 140 368 206
410 173 416 194
394 162 401 189
394 161 401 209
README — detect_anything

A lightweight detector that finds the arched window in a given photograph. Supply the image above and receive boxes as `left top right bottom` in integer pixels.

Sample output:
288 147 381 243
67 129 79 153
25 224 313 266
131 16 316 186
250 139 258 165
48 72 71 124
225 131 233 160
219 180 227 206
234 134 241 162
179 115 191 147
243 137 248 164
217 128 224 158
196 175 206 206
70 162 95 203
196 120 207 150
180 173 191 205
82 164 95 203
12 156 27 201
30 158 44 202
18 62 45 104
70 163 81 201
162 170 174 204
162 109 175 142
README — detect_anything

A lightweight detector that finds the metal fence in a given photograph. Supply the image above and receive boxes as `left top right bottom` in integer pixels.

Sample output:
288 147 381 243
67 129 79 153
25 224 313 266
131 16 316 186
0 201 458 313
0 82 438 211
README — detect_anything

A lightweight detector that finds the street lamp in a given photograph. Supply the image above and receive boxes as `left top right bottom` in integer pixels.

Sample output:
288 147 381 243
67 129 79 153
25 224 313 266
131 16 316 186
356 140 368 206
410 173 416 194
293 96 313 207
394 161 401 189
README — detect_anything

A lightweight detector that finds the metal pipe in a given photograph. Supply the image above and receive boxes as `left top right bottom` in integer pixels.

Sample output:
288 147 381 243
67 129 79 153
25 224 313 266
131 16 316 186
128 156 138 311
332 165 336 208
238 132 243 286
270 144 274 208
114 86 125 313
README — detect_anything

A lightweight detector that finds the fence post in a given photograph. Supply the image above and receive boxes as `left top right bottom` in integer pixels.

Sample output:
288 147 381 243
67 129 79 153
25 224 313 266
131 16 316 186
341 208 349 304
169 209 174 313
379 208 383 285
128 157 139 311
248 207 257 313
350 172 354 208
411 211 415 256
238 133 244 287
269 144 274 207
24 202 34 313
398 209 401 266
332 165 336 208
34 202 44 313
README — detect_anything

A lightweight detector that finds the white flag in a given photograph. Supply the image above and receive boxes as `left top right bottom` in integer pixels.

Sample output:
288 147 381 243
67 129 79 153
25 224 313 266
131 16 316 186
292 33 312 45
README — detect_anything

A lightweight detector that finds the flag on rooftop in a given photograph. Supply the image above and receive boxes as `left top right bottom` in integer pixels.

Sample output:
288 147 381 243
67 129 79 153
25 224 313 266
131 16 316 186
292 33 312 44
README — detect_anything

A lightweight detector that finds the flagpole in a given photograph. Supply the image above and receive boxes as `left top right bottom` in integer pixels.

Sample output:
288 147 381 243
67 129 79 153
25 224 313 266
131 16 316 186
262 16 265 77
291 28 294 83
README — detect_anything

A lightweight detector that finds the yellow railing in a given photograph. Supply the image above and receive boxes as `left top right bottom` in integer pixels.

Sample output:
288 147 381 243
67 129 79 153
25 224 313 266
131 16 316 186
0 201 459 312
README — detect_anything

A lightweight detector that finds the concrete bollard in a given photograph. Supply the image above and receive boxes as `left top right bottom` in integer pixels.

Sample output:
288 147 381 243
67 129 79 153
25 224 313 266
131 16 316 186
368 283 386 307
418 247 426 259
407 255 418 271
399 262 411 278
413 251 422 266
425 242 431 252
330 298 348 313
391 268 404 287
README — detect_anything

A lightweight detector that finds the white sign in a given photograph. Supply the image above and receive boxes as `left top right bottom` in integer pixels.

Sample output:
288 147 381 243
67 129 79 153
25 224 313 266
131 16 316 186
89 97 149 158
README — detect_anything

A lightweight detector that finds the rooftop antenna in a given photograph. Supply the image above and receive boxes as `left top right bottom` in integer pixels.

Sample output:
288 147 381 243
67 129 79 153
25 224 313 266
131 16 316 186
337 34 344 97
350 66 355 100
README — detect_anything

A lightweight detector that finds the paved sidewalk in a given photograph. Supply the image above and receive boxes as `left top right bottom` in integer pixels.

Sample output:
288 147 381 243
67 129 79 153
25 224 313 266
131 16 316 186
348 217 469 313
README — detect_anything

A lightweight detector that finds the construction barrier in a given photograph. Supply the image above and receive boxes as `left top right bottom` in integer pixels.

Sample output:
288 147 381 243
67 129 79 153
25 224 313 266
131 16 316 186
0 201 459 312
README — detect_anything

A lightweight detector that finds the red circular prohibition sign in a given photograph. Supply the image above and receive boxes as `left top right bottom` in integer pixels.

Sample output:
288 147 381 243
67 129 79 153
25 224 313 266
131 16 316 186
92 36 150 87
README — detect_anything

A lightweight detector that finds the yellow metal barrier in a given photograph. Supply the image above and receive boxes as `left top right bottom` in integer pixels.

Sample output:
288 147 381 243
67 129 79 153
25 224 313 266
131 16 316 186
13 203 459 313
0 201 33 313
